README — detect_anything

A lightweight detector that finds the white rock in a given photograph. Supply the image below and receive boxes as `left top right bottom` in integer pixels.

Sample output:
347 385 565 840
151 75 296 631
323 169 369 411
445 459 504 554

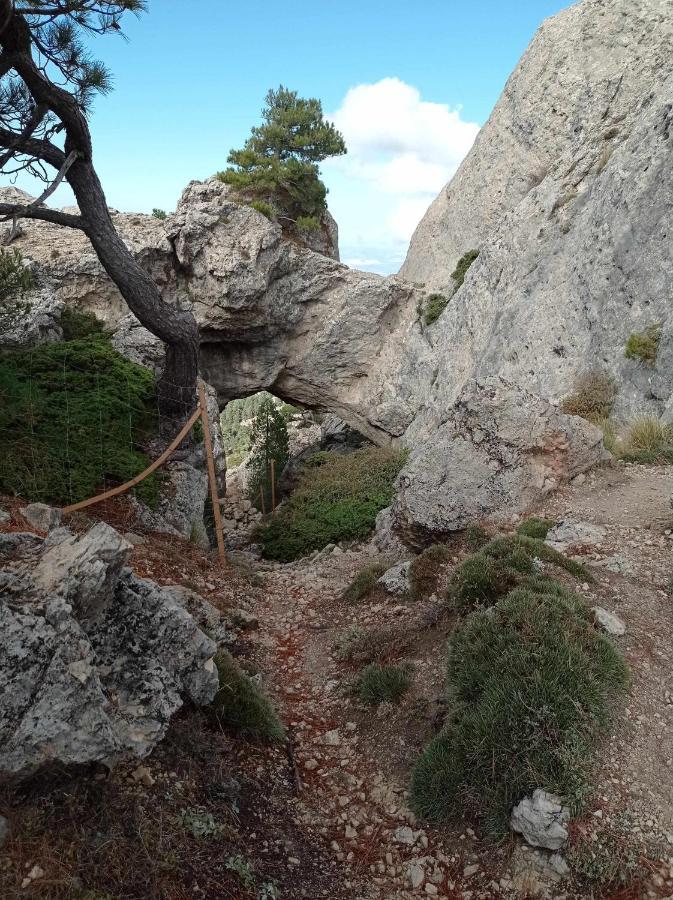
20 502 61 533
545 521 606 551
592 607 626 636
378 560 411 595
394 825 415 845
510 789 570 850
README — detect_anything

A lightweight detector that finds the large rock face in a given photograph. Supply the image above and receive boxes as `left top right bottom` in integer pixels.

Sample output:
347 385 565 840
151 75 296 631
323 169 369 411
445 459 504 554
0 521 220 778
3 0 670 536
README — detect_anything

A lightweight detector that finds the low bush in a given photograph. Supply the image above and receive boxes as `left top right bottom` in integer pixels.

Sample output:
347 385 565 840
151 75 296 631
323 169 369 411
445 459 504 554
250 199 276 220
151 208 167 220
625 325 661 365
0 336 160 507
357 663 411 705
464 523 490 551
422 293 449 326
342 561 388 603
409 544 451 600
255 447 406 561
332 623 409 664
451 249 479 291
411 581 628 836
60 307 108 342
448 534 590 612
620 416 673 464
211 650 285 743
0 247 34 303
516 517 557 539
560 370 617 423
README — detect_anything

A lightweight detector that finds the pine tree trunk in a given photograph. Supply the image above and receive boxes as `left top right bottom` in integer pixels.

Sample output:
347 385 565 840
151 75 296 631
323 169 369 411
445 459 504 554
67 159 199 424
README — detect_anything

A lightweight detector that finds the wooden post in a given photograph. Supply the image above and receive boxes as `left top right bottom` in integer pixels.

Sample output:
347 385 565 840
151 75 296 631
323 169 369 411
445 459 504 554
259 484 266 516
270 458 276 515
198 382 226 566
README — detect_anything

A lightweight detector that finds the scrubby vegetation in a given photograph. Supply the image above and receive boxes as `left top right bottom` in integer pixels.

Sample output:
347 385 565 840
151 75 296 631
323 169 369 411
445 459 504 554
151 208 167 220
561 370 617 423
211 651 285 743
451 249 479 291
411 548 628 836
218 86 346 226
357 663 411 705
464 523 490 550
409 543 451 599
342 561 388 602
620 416 673 464
0 248 34 305
256 447 406 561
0 330 160 506
448 534 590 612
421 293 449 326
516 516 557 539
60 306 109 341
625 324 662 365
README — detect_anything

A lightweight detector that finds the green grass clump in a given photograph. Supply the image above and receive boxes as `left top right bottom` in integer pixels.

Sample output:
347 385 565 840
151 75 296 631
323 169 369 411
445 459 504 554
516 517 557 539
256 447 407 561
625 325 661 365
620 416 673 465
448 534 590 611
451 249 479 290
211 650 285 743
409 544 451 600
422 293 449 326
560 370 617 423
0 336 160 507
411 583 628 836
464 523 490 551
342 561 388 603
357 663 411 705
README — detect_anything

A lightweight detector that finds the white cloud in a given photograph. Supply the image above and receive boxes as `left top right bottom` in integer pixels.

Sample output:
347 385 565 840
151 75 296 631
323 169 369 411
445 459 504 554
323 78 480 274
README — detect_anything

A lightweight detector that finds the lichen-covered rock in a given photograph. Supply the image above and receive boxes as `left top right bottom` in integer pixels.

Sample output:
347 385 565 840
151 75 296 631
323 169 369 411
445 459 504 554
0 524 219 779
19 502 61 533
377 561 411 596
392 378 603 546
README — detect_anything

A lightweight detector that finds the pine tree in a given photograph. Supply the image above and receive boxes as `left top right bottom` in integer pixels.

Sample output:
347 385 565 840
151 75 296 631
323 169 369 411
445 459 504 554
246 396 290 512
218 86 346 229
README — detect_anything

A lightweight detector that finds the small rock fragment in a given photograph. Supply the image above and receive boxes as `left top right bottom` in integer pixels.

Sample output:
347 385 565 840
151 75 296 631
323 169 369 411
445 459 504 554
592 607 626 636
510 789 570 850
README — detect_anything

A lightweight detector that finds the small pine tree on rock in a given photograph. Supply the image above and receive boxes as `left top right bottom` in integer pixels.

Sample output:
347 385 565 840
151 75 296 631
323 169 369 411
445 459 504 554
218 86 346 227
246 396 290 512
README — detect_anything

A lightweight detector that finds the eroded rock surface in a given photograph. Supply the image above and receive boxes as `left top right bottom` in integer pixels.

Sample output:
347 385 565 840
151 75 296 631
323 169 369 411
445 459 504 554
0 521 219 779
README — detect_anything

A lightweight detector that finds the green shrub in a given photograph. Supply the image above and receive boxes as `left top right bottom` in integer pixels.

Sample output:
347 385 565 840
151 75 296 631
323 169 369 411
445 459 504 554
448 534 590 612
620 416 673 464
296 215 320 232
342 561 388 603
211 650 285 743
151 208 167 220
0 247 34 303
256 447 406 561
250 199 276 220
409 544 451 599
60 307 108 342
0 337 159 506
451 249 479 290
516 517 557 539
422 293 449 326
357 663 411 705
560 370 617 423
625 325 662 365
411 583 628 836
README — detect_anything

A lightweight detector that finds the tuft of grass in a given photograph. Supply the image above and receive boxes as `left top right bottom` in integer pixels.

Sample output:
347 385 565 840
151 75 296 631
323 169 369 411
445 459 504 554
296 214 320 232
211 651 285 743
560 370 616 423
620 416 673 464
411 582 629 837
332 624 408 664
409 544 451 600
249 199 276 220
357 663 412 705
255 447 407 561
464 523 490 551
342 561 388 603
451 249 479 291
448 534 590 612
516 517 557 540
422 293 449 326
625 324 661 366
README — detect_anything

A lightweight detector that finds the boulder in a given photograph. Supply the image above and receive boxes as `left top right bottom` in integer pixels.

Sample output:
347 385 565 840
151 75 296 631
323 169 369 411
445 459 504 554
377 561 411 596
0 524 219 779
392 378 603 546
510 789 570 850
19 502 61 533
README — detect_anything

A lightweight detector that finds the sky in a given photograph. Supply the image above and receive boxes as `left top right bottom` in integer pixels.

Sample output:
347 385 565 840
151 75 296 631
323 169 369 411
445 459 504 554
9 0 572 274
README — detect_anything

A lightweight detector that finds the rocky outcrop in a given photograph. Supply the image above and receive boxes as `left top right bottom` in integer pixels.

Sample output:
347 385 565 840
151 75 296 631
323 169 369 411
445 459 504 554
392 378 603 546
0 519 219 778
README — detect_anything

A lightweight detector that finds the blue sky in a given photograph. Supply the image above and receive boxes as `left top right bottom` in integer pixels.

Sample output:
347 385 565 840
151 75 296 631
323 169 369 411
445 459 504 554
11 0 572 273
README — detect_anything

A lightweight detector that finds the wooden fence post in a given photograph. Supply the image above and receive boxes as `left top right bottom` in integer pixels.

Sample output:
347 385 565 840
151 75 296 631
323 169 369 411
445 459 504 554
270 458 276 515
198 382 226 566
